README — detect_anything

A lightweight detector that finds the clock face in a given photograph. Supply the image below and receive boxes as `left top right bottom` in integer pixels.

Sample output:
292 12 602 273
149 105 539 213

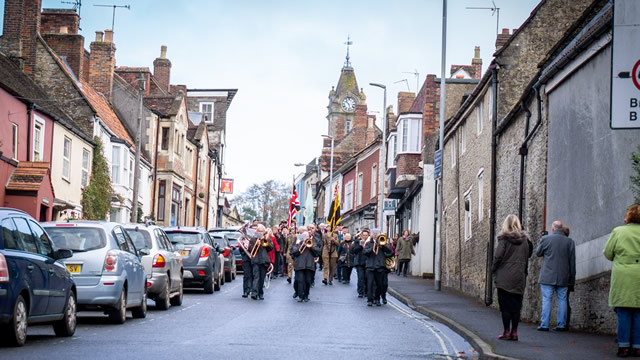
341 97 356 112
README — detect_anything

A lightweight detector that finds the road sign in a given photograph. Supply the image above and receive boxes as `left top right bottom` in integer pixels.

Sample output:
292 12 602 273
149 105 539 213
611 0 640 129
434 149 442 180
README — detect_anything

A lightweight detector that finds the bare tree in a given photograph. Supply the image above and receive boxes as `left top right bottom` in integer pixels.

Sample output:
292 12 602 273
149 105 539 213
232 180 290 227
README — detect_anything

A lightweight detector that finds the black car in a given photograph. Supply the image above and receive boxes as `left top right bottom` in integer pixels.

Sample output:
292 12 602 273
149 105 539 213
209 231 237 282
164 227 223 293
0 208 76 346
209 228 242 275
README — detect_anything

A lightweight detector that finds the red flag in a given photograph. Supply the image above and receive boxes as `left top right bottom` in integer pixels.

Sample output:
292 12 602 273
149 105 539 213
288 182 300 228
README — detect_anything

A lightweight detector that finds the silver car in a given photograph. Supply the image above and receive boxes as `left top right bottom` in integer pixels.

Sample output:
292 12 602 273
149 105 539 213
42 221 148 324
124 224 183 309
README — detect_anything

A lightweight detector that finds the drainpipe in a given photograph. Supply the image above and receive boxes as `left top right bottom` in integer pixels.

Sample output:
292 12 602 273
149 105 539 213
150 116 161 221
193 143 201 227
27 104 35 161
485 67 499 306
205 153 212 229
518 85 544 224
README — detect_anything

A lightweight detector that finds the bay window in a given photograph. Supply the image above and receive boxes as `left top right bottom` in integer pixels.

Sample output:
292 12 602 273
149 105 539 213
397 116 421 153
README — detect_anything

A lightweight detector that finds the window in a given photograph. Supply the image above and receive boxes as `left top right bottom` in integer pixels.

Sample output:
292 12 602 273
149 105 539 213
29 220 53 258
129 158 134 189
398 117 421 153
110 207 121 223
11 123 18 160
195 206 202 226
184 197 190 225
171 185 181 226
185 147 193 175
122 149 129 187
161 127 169 150
450 134 457 167
14 217 38 254
158 180 166 221
477 101 484 135
82 149 90 186
478 172 484 222
345 119 352 134
113 226 131 253
461 122 467 154
2 218 22 250
357 172 363 206
111 146 121 184
371 164 377 199
63 136 71 180
344 181 353 212
33 118 45 161
200 102 213 123
387 134 397 167
174 129 179 153
464 192 472 240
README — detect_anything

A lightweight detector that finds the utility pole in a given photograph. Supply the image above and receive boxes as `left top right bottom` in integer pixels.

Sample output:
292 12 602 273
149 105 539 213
130 74 144 223
370 82 387 234
435 0 447 292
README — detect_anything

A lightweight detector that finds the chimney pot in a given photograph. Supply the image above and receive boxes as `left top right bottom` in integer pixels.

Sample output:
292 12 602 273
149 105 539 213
104 29 113 43
502 28 509 35
474 46 480 58
59 26 68 34
160 45 167 59
95 31 104 42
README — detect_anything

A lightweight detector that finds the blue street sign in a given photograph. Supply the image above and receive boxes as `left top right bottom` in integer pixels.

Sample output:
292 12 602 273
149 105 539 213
434 149 442 180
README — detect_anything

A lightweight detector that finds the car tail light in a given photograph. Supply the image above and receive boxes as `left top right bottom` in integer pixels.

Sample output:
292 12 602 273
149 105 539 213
152 254 166 268
200 246 210 258
198 270 206 276
0 254 9 283
222 247 230 257
147 281 152 288
103 251 118 272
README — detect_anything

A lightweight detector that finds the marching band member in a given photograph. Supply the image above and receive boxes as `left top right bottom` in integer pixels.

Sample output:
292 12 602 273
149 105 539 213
322 228 340 285
248 224 273 300
291 229 321 302
350 228 370 298
239 223 257 298
337 233 354 284
363 232 394 306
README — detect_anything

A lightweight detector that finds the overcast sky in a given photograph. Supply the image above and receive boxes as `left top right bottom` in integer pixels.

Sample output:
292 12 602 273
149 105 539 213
1 0 540 197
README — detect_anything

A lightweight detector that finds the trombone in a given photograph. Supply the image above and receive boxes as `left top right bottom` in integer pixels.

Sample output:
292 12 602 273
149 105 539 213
250 237 261 258
299 238 313 255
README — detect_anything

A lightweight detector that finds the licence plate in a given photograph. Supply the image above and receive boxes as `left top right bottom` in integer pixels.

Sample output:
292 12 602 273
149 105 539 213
179 250 189 257
66 264 81 273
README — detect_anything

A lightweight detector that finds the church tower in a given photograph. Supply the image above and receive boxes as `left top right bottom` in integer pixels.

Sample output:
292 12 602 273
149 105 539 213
327 38 366 144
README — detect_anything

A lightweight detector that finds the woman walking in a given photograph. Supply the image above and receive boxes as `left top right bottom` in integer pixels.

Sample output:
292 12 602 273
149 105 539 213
603 204 640 358
396 230 415 277
492 215 533 341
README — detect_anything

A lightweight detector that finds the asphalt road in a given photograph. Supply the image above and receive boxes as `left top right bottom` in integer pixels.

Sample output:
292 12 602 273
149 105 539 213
1 272 475 359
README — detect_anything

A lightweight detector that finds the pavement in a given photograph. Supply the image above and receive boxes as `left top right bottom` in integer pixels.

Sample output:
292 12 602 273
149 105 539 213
388 275 619 360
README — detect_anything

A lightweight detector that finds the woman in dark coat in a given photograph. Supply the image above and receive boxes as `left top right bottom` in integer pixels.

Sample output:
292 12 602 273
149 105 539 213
492 214 533 341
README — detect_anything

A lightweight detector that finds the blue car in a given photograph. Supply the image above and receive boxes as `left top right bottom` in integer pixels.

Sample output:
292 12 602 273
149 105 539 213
0 208 76 346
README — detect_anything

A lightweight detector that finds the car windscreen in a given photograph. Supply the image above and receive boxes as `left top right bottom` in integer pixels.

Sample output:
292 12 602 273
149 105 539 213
45 226 107 252
125 229 152 250
224 232 241 241
165 232 201 245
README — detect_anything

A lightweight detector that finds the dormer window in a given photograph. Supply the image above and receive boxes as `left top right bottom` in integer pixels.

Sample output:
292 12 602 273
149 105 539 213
200 102 214 123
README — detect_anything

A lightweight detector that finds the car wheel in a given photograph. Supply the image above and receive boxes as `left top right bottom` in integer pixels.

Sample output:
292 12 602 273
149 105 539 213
131 287 147 319
170 278 183 306
53 291 77 337
203 275 214 294
155 282 170 310
109 289 127 324
214 272 221 291
225 270 232 283
3 294 28 346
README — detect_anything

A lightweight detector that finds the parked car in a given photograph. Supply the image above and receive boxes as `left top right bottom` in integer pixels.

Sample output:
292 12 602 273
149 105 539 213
164 227 223 293
209 228 243 275
0 208 76 346
42 221 148 324
209 232 236 282
124 223 183 310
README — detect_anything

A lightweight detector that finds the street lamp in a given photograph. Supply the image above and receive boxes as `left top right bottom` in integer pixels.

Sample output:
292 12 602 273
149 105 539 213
321 134 334 216
369 82 387 234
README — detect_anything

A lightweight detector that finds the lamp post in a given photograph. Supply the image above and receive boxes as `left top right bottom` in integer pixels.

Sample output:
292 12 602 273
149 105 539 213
369 82 387 234
321 135 334 219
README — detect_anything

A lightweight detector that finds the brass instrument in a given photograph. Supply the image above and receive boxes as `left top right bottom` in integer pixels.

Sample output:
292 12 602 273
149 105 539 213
250 237 261 258
237 223 253 258
373 234 387 255
261 236 270 247
385 257 396 270
299 238 313 255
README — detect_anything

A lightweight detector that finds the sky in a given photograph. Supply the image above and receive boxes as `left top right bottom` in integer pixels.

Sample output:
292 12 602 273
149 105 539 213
0 0 541 197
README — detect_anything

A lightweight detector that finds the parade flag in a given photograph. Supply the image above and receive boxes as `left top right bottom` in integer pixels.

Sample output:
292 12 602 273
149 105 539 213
327 183 341 234
288 181 300 228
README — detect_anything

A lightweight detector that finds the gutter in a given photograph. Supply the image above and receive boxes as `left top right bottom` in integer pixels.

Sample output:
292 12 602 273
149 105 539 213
485 67 499 306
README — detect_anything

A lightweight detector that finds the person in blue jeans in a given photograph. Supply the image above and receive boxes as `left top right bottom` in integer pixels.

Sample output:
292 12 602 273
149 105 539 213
536 219 576 332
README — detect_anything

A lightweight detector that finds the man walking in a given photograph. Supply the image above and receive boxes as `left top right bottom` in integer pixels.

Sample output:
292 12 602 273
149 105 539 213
322 228 340 285
536 220 576 331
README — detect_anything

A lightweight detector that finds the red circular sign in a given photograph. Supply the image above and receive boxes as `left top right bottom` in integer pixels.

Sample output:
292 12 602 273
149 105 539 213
633 59 640 91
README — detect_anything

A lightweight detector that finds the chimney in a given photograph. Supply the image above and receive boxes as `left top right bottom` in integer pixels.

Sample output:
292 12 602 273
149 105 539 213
40 9 85 80
89 29 116 101
1 0 42 74
495 28 511 49
397 92 415 114
471 46 482 79
153 45 172 94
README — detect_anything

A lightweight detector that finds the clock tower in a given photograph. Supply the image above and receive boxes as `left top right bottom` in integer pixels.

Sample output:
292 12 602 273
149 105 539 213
327 41 366 144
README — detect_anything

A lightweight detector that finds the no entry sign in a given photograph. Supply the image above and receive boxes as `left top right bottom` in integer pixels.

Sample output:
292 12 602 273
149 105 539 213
611 0 640 129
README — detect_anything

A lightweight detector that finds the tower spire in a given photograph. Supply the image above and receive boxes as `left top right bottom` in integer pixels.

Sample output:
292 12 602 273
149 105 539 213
344 35 353 68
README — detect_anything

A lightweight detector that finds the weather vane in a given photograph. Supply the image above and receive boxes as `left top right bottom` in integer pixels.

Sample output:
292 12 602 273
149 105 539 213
94 4 131 32
344 35 353 68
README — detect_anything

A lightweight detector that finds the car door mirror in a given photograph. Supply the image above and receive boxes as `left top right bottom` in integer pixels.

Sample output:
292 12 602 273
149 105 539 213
138 247 151 256
54 248 73 260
